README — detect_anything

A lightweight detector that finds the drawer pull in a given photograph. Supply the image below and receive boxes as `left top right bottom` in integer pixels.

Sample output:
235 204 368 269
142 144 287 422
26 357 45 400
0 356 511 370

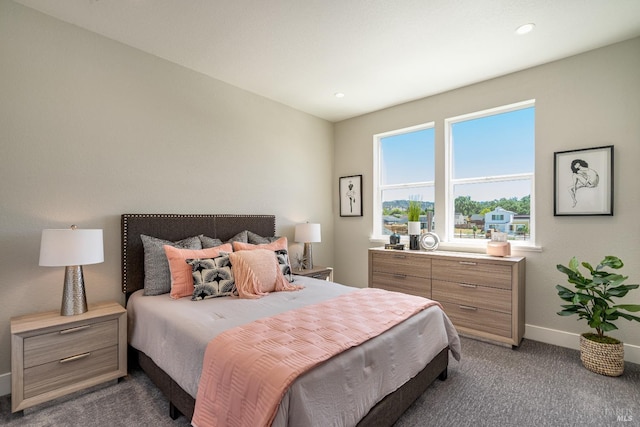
392 255 406 259
59 325 91 335
59 352 91 364
459 283 477 289
392 274 407 279
459 305 478 311
459 261 477 266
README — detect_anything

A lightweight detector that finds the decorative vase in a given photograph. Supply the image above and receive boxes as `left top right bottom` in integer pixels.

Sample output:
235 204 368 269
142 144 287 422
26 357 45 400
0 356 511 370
390 232 400 245
407 221 421 236
407 221 420 250
579 333 624 376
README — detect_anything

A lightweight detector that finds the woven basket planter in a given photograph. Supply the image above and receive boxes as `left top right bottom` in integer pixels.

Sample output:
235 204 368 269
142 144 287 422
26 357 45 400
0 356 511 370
579 334 624 376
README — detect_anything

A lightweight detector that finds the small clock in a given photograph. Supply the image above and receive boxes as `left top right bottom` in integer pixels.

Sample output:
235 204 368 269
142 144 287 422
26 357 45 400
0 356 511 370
419 232 439 251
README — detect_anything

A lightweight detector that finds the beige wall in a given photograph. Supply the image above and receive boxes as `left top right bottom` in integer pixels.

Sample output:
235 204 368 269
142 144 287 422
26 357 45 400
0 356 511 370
0 1 334 381
334 37 640 362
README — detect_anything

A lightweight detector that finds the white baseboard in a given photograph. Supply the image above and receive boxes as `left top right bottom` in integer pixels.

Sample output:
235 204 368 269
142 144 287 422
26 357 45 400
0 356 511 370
525 324 640 365
0 371 10 398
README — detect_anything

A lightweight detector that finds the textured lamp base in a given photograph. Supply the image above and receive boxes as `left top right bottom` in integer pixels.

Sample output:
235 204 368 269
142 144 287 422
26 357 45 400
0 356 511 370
61 265 88 316
302 242 314 270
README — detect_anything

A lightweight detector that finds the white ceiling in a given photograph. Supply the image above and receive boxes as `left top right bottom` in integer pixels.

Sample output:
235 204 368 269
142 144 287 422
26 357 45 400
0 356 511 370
14 0 640 122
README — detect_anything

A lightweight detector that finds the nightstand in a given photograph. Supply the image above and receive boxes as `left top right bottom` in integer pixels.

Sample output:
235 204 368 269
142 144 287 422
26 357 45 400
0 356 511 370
292 265 334 281
11 301 127 413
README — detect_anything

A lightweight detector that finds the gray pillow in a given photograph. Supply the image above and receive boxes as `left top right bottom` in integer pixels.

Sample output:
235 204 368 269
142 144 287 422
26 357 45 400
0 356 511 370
226 230 249 244
247 231 280 244
200 235 224 248
141 234 202 295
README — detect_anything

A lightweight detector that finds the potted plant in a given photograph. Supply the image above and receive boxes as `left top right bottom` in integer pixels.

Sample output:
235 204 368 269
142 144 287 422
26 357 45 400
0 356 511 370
556 255 640 376
407 199 421 249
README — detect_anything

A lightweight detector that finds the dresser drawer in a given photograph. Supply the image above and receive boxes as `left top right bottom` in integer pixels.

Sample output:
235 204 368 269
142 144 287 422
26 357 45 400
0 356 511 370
432 259 512 289
440 302 512 338
24 319 118 368
371 252 430 279
368 249 524 347
371 272 431 298
23 345 119 399
432 280 511 314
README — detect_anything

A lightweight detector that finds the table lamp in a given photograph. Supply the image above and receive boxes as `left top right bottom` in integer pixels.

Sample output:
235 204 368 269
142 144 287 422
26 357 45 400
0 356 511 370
294 223 321 270
39 225 104 316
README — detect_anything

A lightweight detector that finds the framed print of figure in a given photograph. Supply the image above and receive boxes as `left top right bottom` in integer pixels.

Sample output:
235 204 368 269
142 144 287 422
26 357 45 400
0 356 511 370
339 175 363 217
554 145 613 216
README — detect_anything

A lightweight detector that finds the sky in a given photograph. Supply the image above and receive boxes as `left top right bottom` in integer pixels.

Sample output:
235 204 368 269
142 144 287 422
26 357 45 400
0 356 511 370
380 106 534 203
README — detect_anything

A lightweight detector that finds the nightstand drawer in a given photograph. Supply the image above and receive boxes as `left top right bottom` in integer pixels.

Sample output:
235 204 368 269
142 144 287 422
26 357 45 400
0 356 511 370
371 272 431 298
307 271 331 280
440 301 511 338
24 319 118 368
372 252 430 279
293 266 333 281
23 345 118 399
432 280 511 314
432 259 512 289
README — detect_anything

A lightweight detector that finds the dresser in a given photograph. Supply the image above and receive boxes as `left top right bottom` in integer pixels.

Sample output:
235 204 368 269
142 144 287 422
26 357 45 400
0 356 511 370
369 248 525 347
11 301 127 413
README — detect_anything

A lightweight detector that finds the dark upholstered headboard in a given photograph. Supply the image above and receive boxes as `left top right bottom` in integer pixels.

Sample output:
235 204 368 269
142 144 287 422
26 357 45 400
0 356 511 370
121 214 276 296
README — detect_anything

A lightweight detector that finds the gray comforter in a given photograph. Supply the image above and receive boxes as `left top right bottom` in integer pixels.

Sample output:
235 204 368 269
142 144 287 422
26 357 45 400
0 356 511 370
127 276 460 426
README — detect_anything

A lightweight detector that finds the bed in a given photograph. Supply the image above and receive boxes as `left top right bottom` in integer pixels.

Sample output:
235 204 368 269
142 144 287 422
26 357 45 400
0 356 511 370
121 214 460 426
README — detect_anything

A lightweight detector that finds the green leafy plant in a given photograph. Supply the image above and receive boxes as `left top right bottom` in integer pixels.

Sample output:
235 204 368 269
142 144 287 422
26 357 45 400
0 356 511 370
407 198 421 222
556 256 640 342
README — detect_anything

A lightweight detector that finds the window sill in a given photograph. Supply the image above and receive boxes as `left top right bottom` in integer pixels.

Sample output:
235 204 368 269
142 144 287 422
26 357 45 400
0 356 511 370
369 236 542 253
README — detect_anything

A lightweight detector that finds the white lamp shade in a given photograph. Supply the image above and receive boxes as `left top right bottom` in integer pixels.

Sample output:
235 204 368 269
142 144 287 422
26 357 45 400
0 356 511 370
39 228 104 266
295 223 321 243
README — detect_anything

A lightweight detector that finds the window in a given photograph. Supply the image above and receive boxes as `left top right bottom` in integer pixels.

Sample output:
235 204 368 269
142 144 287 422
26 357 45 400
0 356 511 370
372 101 535 247
373 123 435 238
445 100 535 244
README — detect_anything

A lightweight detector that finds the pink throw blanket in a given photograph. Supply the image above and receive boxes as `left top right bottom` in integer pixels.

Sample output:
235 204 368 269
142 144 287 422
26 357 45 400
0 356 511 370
191 288 442 427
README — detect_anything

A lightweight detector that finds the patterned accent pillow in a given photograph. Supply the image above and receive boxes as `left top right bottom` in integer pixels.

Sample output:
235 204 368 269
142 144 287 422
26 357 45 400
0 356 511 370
232 237 293 282
141 234 202 296
189 253 236 300
164 244 233 299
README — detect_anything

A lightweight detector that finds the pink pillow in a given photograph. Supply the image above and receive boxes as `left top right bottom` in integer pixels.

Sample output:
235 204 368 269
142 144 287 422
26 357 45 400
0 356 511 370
232 237 293 281
231 236 288 252
164 243 233 299
229 249 303 299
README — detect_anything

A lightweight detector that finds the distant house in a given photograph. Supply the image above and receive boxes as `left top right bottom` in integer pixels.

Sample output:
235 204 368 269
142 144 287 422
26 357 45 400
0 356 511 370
469 214 484 226
511 214 530 235
484 207 516 233
454 213 466 225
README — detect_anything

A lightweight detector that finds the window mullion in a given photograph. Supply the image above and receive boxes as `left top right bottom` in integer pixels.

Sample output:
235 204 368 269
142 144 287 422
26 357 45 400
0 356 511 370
451 173 533 186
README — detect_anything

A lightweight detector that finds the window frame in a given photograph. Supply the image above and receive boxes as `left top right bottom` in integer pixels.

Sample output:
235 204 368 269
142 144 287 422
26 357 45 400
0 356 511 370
444 99 535 247
372 122 435 241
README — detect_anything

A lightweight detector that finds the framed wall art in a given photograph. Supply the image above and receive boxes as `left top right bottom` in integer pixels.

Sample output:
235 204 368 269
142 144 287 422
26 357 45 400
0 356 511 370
554 145 613 216
339 174 363 217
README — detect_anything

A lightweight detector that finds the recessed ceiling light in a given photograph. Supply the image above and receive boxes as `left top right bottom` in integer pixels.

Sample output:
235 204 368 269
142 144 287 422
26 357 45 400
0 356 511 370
515 23 535 35
334 92 345 98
